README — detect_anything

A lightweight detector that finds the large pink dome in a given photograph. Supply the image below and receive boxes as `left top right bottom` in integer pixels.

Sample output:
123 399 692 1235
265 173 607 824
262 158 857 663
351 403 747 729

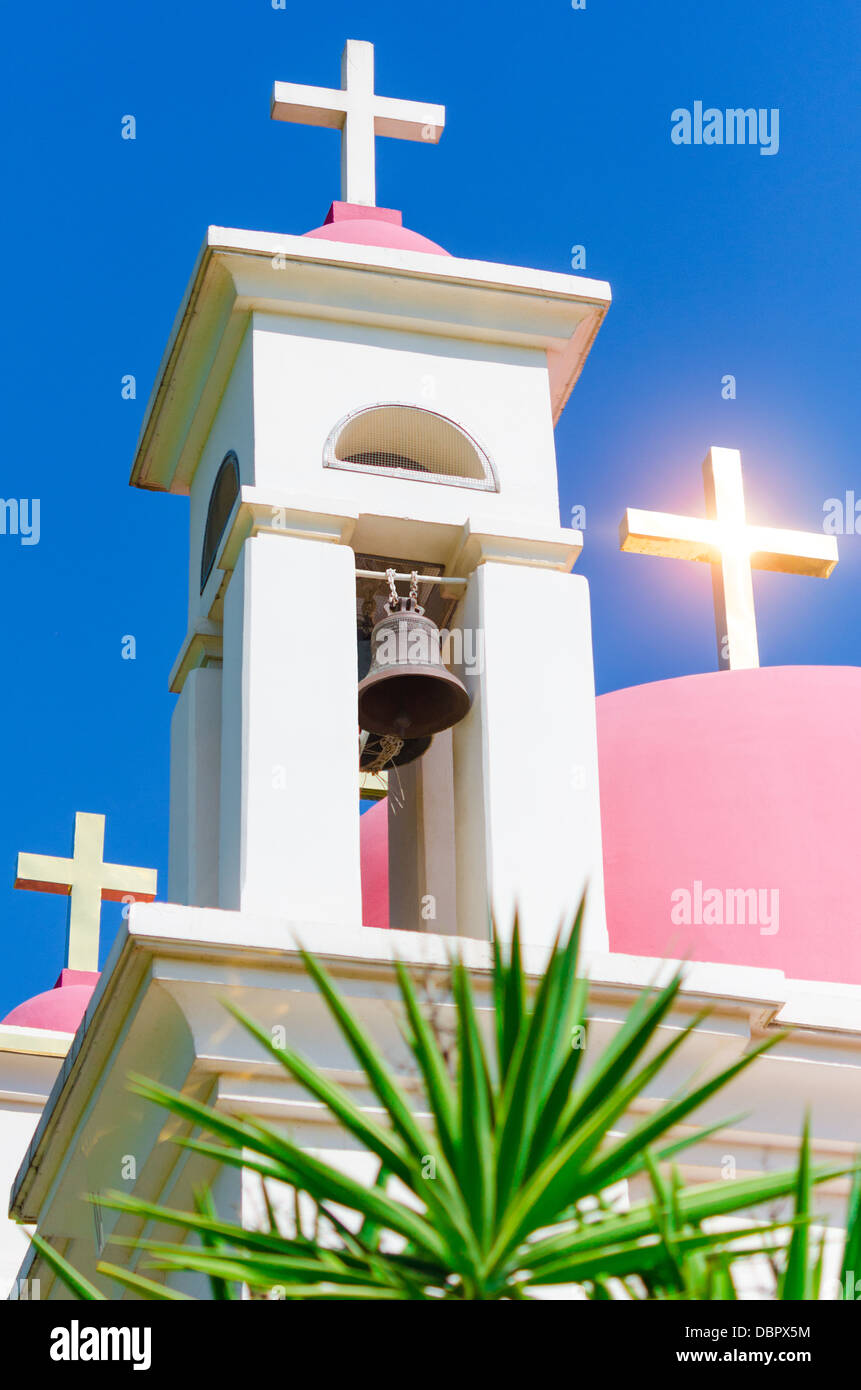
358 667 861 987
598 665 861 984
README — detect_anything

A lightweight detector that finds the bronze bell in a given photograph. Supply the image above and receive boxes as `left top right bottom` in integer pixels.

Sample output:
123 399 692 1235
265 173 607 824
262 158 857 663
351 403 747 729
358 595 471 740
358 609 432 770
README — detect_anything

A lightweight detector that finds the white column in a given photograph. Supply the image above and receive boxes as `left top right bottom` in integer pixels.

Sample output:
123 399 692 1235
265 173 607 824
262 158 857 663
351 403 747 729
452 563 608 953
387 762 421 932
386 731 457 934
419 730 458 934
219 532 362 924
168 665 222 908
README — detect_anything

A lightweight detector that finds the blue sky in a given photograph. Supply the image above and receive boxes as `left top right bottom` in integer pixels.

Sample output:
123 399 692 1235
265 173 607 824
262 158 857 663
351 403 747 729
1 0 858 1014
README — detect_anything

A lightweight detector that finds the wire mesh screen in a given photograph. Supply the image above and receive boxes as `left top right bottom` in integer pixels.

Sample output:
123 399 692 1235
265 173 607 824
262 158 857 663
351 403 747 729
325 404 496 489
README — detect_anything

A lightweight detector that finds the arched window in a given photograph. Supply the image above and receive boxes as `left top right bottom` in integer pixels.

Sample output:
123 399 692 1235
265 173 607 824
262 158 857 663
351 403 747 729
323 404 498 491
200 451 240 593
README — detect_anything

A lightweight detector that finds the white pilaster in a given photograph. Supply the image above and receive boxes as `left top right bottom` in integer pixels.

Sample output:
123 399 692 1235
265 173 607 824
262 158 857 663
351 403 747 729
168 665 222 908
419 731 458 934
387 762 421 932
452 563 608 952
387 730 457 935
219 532 362 924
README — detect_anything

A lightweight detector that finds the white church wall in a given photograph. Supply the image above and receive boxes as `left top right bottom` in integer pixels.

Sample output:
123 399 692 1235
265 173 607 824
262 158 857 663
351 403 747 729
1 1109 45 1296
168 665 222 907
0 1032 67 1298
249 313 562 530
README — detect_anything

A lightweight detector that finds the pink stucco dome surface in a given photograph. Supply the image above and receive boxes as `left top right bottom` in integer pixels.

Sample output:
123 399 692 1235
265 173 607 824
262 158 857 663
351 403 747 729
2 969 98 1032
358 667 861 986
598 665 861 984
361 799 389 929
303 201 450 256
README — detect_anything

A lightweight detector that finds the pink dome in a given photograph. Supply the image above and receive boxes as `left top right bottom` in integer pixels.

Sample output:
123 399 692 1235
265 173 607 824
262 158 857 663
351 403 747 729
361 799 389 928
358 666 861 987
598 665 861 985
2 969 98 1032
303 201 449 256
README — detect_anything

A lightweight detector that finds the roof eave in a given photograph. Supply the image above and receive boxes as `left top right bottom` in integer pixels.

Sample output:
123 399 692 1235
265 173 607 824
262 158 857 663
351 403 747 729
129 227 612 496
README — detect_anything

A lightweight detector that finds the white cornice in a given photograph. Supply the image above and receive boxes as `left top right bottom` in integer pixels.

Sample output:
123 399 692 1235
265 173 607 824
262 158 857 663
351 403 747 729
0 1025 72 1058
129 226 612 496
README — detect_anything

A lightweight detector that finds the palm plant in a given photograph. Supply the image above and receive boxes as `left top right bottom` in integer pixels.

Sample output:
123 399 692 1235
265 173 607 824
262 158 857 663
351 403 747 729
613 1132 861 1300
30 901 858 1300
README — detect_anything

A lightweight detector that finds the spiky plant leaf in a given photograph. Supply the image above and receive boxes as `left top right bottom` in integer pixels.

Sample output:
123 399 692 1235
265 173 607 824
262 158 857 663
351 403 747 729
26 899 861 1300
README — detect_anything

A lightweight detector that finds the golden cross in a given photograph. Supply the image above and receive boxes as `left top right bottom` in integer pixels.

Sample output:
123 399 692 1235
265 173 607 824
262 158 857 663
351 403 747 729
15 812 157 972
619 447 838 670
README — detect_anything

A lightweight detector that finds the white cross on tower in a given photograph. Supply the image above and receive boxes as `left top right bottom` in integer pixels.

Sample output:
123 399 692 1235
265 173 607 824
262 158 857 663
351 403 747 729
15 811 158 972
271 39 445 207
619 446 839 670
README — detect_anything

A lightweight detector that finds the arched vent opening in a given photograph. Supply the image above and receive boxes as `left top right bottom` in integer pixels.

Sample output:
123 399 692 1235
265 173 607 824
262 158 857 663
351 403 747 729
324 404 497 491
200 451 240 593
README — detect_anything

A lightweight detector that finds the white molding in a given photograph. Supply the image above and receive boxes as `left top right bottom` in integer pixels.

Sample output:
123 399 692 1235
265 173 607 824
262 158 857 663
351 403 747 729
448 517 583 574
129 227 611 495
0 1026 73 1058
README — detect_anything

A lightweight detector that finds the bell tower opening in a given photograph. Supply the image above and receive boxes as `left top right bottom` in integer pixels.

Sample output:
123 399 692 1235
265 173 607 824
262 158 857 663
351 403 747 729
355 556 465 936
356 551 456 780
325 404 498 490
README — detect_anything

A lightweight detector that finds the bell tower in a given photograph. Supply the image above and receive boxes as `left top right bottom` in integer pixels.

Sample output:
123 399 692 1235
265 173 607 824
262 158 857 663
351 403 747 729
131 40 612 951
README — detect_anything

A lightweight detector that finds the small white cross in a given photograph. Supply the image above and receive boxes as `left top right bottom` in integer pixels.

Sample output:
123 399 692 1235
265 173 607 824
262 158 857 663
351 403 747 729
271 40 445 207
